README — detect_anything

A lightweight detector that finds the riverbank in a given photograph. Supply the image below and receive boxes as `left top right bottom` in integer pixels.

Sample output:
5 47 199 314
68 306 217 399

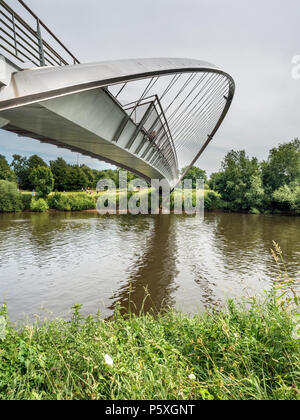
0 293 299 400
0 185 299 215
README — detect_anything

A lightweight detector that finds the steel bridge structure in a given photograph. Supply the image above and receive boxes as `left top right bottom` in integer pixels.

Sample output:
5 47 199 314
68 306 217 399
0 0 235 188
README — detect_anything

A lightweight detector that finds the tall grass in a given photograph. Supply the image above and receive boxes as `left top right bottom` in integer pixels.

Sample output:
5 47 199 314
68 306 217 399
0 293 298 400
0 243 298 400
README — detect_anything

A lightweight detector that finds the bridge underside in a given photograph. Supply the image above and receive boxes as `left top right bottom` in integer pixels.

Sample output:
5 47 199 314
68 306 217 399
0 57 235 187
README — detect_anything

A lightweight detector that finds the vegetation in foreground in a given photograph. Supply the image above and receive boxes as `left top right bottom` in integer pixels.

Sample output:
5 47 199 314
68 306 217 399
0 295 299 400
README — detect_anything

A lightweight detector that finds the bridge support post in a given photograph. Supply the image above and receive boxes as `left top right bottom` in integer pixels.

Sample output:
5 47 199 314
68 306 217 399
36 20 45 67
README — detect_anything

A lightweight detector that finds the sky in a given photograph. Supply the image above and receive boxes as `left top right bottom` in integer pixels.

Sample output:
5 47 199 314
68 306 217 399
0 0 299 175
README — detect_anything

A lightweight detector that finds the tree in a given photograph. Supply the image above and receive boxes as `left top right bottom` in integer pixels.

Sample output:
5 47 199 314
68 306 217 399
29 166 54 197
65 165 88 191
211 150 263 211
81 165 95 188
0 155 17 183
50 157 70 191
11 154 48 190
11 154 29 189
262 139 300 192
27 155 48 171
181 166 208 188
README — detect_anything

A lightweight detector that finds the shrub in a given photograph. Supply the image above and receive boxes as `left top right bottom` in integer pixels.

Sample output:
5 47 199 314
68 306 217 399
249 207 261 214
67 193 95 211
0 180 24 212
30 198 49 212
204 191 224 210
47 192 72 211
21 193 32 210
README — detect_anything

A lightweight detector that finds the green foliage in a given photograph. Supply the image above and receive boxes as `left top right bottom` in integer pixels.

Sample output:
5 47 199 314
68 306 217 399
11 154 30 189
272 184 300 213
47 192 72 211
29 166 54 197
0 295 298 400
30 198 49 212
182 166 208 187
262 139 300 192
0 180 23 212
11 154 48 190
212 150 262 211
204 191 224 210
0 155 16 183
207 140 300 214
47 193 95 211
21 193 32 210
67 194 96 211
49 158 70 191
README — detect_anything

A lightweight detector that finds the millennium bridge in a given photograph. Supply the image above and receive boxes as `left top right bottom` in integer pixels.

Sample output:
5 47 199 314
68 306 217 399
0 0 235 188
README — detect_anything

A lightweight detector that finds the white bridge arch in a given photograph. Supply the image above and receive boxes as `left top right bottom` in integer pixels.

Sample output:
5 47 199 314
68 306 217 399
0 57 235 188
0 1 235 188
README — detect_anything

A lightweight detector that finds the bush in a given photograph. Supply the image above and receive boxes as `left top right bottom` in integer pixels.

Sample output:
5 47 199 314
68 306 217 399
204 191 224 210
272 184 300 212
21 193 32 210
47 192 72 211
0 180 24 212
249 207 261 214
67 193 96 211
30 198 49 212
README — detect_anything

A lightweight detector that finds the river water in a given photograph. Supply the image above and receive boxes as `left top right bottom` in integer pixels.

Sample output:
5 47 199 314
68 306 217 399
0 212 299 322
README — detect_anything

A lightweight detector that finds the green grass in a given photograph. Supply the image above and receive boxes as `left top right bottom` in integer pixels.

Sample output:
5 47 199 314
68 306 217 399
0 294 299 400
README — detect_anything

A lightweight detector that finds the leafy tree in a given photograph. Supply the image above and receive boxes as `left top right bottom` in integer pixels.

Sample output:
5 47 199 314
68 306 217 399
211 150 263 211
181 166 208 188
50 158 70 191
272 184 300 213
29 166 54 197
81 165 95 188
11 154 48 190
27 155 47 171
0 180 23 212
262 139 300 192
11 154 29 189
65 165 89 191
0 155 16 183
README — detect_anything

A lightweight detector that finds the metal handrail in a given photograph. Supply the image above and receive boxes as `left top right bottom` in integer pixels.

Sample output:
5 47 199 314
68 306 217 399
0 0 80 67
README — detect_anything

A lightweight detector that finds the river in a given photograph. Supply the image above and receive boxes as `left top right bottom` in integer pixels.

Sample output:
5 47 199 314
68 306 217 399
0 212 299 322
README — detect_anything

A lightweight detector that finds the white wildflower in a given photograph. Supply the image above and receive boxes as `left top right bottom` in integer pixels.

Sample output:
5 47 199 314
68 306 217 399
104 354 114 366
189 373 196 380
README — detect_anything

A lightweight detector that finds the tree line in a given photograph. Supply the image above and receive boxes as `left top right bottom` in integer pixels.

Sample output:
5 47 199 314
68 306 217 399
0 138 299 213
0 154 136 195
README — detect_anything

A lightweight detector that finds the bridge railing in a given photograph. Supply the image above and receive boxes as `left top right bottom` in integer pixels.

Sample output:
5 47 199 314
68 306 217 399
0 0 79 67
123 95 178 177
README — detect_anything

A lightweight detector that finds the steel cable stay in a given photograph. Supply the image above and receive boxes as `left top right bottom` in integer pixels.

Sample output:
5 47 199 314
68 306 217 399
175 100 228 161
172 84 228 151
169 73 221 135
160 73 182 101
174 98 228 158
171 77 227 146
174 95 228 156
166 73 213 128
166 73 208 124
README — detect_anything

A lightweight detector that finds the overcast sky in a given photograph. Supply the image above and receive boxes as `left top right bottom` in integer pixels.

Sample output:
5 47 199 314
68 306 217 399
0 0 299 174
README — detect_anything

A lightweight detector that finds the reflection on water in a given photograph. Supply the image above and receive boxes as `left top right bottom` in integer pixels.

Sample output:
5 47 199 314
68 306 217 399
0 212 299 322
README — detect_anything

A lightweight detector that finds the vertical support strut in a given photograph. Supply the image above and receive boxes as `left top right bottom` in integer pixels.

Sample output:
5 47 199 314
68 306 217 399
36 19 45 66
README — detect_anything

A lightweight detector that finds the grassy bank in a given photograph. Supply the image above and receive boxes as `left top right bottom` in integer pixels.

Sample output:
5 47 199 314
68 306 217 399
0 293 299 400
